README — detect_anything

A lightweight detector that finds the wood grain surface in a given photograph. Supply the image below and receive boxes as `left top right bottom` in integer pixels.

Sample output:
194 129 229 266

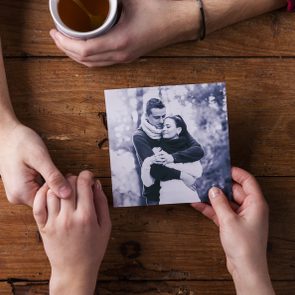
0 1 294 294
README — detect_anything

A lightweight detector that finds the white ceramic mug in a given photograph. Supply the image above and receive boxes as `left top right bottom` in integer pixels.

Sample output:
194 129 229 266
49 0 119 39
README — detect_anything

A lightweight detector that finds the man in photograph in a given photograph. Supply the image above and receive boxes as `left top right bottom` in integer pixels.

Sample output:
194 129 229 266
132 98 204 205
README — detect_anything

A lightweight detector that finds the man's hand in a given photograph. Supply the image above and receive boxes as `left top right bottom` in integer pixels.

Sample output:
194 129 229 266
155 150 174 165
33 171 112 295
49 0 200 67
0 123 71 206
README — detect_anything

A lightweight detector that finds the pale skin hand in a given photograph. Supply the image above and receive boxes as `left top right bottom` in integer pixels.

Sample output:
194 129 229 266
155 150 174 165
191 167 275 295
0 39 71 206
49 0 286 67
33 171 112 295
50 0 201 67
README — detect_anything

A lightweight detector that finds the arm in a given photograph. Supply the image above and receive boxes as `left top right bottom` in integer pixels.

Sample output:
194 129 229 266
133 133 181 181
33 171 112 295
49 0 287 67
172 134 204 163
192 167 275 295
141 156 156 187
0 38 18 129
0 39 71 206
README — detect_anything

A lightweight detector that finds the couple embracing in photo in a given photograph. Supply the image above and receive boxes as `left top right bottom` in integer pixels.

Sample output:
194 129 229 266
133 98 204 206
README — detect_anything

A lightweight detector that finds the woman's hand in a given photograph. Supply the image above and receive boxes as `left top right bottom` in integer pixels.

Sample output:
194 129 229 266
33 171 112 295
191 167 274 295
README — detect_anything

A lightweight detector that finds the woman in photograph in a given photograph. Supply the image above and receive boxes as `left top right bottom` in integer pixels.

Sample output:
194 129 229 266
141 115 204 205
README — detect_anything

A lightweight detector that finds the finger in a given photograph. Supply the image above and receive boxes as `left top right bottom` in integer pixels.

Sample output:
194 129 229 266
31 150 71 199
232 167 263 198
33 183 49 228
56 44 119 63
47 189 61 217
53 42 117 67
208 187 236 225
191 202 219 226
76 170 95 213
50 29 117 56
60 176 77 213
51 31 129 66
93 180 111 227
232 182 247 205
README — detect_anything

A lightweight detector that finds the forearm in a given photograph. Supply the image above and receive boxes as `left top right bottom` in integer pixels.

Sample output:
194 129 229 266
141 157 155 187
50 270 97 295
232 269 275 295
150 164 181 181
172 146 204 163
0 39 18 129
231 258 275 295
205 0 287 34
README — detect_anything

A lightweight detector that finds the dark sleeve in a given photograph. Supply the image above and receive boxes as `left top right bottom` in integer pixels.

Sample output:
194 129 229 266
172 134 204 163
133 133 154 163
133 133 181 180
150 164 181 181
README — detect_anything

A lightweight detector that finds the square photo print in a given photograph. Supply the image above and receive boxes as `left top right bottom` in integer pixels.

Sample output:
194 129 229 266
105 82 232 207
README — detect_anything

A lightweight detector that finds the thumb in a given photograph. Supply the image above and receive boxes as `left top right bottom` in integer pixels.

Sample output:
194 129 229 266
31 152 71 199
209 187 236 224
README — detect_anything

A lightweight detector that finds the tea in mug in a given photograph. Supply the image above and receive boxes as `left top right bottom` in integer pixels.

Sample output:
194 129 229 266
58 0 109 32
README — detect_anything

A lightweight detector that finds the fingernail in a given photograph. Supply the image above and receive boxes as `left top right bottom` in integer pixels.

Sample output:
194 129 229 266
59 185 71 198
209 187 221 199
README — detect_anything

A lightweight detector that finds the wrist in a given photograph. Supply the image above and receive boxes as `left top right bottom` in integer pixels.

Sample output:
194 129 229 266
177 0 202 41
50 268 98 295
230 260 274 295
164 0 201 43
0 116 20 140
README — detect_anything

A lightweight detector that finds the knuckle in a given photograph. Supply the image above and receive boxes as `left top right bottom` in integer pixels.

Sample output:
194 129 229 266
60 217 73 231
33 207 43 218
78 170 94 184
79 47 90 58
6 187 22 205
7 194 21 205
47 170 62 185
44 223 56 235
67 175 77 183
114 35 129 51
77 212 94 226
115 51 131 63
221 213 237 225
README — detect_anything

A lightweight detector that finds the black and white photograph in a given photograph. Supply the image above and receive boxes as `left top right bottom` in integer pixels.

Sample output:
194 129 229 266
105 83 232 207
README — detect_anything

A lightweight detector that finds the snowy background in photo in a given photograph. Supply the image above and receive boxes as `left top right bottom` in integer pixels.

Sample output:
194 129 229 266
105 83 232 207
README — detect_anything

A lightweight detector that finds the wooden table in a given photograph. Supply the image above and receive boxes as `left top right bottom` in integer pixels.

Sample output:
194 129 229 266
0 1 295 294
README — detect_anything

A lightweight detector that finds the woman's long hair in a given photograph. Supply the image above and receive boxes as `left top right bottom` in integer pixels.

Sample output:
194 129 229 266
164 115 190 138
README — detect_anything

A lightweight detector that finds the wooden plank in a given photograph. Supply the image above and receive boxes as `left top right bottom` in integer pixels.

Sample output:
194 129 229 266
0 3 294 57
0 177 294 281
2 58 295 176
0 282 12 295
9 280 295 295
